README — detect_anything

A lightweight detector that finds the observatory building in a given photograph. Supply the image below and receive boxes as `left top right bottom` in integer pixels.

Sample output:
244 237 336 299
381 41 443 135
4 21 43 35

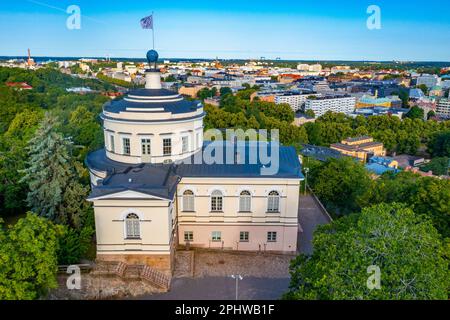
86 49 303 275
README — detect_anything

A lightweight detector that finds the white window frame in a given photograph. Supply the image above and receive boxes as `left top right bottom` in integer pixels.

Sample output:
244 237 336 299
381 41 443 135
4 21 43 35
163 138 172 156
239 190 252 212
141 138 151 156
182 135 189 153
109 134 115 153
184 231 194 242
182 189 195 212
122 137 131 155
267 190 280 213
125 213 140 239
210 190 223 212
196 132 201 149
211 231 222 242
267 231 277 242
240 231 249 242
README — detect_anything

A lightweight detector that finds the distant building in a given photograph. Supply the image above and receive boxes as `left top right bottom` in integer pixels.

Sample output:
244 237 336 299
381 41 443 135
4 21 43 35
304 95 356 118
204 97 220 107
365 156 399 176
357 95 395 108
297 80 331 93
300 144 346 162
330 136 386 163
292 114 316 126
409 88 426 100
436 98 450 119
296 63 322 75
416 74 439 88
429 86 444 97
278 74 302 84
351 106 408 119
179 84 206 98
252 90 321 112
5 82 33 90
392 155 425 169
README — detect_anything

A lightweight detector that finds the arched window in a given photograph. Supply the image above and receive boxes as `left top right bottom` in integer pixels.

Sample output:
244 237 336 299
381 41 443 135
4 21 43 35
211 190 223 212
182 190 195 212
239 190 251 212
267 191 280 213
125 213 140 239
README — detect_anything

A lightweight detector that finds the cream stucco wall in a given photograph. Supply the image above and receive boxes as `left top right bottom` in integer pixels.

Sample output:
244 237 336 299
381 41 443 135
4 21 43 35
92 197 175 256
103 117 204 164
177 177 300 252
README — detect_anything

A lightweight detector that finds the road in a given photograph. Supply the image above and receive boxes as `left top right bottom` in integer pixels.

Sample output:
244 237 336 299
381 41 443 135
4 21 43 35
297 193 332 254
136 276 290 300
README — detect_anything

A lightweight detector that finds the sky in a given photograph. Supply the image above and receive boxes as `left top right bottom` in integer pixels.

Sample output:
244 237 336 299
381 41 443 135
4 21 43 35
1 0 450 61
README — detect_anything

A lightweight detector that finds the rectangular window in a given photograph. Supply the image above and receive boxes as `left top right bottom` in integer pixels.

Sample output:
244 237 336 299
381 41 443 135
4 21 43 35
196 133 200 149
267 231 277 242
122 137 130 155
141 138 151 155
110 135 115 152
240 231 249 242
211 195 223 212
182 136 189 153
163 138 172 156
212 231 222 241
184 231 194 242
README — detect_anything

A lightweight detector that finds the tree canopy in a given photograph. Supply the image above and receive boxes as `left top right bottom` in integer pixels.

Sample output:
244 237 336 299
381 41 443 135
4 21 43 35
0 213 62 300
284 203 449 300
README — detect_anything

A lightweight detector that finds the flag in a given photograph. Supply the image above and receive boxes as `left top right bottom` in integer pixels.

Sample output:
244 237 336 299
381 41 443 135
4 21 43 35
140 15 153 29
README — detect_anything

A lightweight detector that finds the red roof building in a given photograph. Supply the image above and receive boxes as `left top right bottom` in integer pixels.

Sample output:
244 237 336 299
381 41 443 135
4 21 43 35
5 82 33 90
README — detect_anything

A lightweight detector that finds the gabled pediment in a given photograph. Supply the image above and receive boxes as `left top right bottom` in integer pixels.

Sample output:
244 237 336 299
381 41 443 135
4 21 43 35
88 190 169 201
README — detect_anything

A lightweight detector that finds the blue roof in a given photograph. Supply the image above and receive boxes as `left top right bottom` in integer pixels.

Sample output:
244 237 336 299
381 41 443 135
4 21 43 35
365 163 398 175
87 142 303 199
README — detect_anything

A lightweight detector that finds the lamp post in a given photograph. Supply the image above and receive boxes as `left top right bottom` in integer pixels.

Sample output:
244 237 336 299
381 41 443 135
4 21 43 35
231 274 243 300
304 167 309 195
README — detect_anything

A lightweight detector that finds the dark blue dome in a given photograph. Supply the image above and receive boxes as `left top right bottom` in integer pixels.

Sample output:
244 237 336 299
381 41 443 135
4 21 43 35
146 50 159 64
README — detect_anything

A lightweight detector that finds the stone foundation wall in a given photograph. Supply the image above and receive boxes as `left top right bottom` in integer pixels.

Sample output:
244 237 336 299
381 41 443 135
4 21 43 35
96 254 172 275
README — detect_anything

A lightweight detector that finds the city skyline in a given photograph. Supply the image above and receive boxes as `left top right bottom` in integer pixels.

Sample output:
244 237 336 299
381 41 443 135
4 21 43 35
1 0 450 61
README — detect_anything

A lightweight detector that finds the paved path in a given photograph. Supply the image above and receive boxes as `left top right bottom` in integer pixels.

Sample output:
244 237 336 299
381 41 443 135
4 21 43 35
136 276 290 300
297 193 332 255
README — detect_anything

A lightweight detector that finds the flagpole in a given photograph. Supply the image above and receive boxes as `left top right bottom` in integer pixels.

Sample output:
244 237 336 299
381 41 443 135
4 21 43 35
152 11 155 50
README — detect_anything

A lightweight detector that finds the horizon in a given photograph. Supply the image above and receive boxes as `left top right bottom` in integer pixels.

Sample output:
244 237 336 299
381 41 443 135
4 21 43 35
2 55 450 64
1 1 450 61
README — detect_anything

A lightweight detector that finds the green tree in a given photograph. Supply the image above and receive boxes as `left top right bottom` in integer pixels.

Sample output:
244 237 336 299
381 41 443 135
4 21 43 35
427 110 436 120
405 106 425 120
305 109 315 118
197 87 213 100
20 114 90 227
0 213 62 300
20 114 73 221
429 131 450 157
219 87 232 96
420 157 450 176
417 84 429 95
309 157 372 216
360 171 450 239
284 203 449 300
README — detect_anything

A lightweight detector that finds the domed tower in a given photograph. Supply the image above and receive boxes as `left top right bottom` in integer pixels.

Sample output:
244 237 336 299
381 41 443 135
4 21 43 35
99 50 204 167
